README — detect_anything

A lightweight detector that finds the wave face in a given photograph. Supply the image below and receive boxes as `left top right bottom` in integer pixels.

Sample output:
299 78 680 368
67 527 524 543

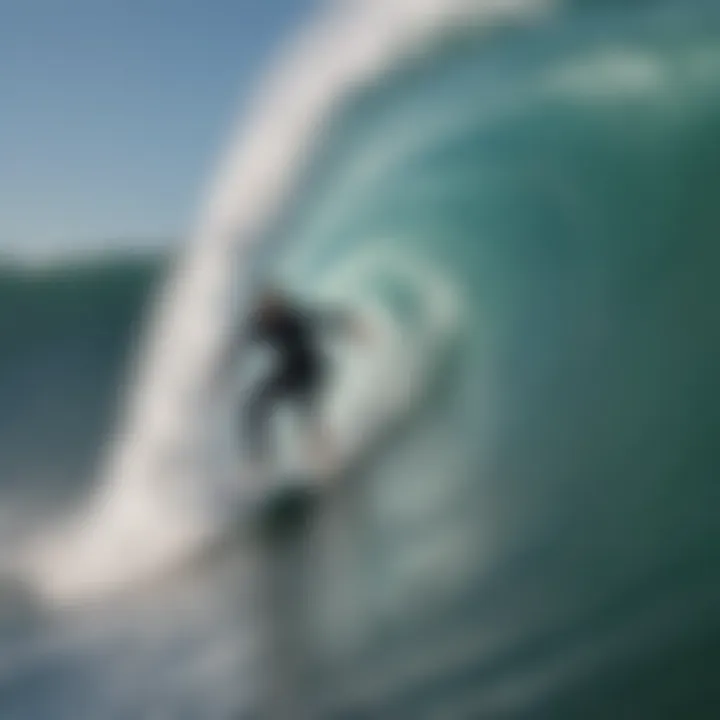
3 0 720 718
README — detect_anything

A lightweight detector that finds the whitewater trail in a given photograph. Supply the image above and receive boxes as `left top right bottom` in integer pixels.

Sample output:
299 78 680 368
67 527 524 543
16 0 548 606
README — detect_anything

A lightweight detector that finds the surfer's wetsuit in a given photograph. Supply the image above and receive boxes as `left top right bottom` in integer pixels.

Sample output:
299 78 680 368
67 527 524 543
241 299 351 463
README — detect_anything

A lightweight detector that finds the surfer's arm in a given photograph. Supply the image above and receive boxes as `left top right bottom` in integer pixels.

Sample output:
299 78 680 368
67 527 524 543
316 307 372 343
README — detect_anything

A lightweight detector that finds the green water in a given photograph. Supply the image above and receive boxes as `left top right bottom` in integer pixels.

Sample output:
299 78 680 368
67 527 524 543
1 1 719 717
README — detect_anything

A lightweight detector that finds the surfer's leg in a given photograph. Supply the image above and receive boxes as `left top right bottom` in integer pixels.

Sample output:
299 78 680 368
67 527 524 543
244 376 286 464
307 415 334 479
294 372 334 478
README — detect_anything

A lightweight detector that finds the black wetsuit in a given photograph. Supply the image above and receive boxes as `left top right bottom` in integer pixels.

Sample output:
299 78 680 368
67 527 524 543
243 303 346 462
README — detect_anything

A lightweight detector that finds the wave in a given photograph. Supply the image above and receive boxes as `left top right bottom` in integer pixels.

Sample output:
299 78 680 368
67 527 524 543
0 258 160 505
2 0 720 716
12 0 548 605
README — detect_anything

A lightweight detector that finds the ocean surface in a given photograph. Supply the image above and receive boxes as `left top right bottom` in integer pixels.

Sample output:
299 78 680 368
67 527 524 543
1 0 720 718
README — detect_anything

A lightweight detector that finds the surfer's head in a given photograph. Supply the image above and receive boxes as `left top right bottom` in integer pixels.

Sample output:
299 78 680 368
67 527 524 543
255 286 288 321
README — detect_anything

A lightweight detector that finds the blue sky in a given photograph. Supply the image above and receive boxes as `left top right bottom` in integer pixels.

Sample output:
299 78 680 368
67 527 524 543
0 0 317 258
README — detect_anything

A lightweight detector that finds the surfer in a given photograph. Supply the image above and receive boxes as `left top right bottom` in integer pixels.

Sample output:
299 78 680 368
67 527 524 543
219 287 368 476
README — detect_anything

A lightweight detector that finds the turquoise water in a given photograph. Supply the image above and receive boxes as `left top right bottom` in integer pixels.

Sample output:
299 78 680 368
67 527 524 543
268 3 720 714
1 1 720 717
